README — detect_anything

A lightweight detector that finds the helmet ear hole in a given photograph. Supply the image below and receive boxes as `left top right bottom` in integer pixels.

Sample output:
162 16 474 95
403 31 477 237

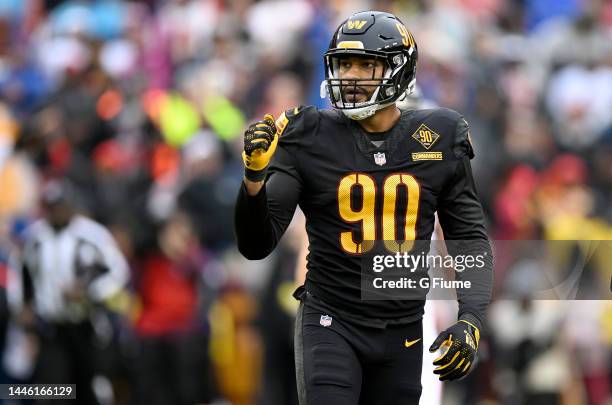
320 81 328 99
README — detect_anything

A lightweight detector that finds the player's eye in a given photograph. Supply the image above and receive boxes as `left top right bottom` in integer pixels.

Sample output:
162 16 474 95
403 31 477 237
361 61 375 69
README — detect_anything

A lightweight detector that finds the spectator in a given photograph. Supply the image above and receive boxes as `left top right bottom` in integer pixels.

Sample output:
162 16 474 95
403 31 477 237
133 211 217 405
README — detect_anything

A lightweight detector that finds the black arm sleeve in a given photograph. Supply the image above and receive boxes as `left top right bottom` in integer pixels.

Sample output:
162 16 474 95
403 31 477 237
234 144 303 260
437 119 493 331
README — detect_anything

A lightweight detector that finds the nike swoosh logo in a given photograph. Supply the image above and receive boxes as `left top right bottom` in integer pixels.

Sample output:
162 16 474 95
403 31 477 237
405 338 421 348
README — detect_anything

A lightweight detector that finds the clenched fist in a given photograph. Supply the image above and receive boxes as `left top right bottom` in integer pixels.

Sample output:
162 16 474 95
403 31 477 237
242 114 278 182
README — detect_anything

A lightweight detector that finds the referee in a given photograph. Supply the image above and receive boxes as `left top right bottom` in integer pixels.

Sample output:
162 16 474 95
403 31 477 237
9 180 129 404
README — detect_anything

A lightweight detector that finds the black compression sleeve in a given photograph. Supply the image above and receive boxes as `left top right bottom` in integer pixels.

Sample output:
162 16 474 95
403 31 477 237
438 156 494 331
234 168 302 260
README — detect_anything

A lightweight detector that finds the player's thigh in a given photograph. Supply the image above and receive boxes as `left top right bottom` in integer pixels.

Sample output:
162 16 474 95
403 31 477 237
359 320 423 405
295 303 362 405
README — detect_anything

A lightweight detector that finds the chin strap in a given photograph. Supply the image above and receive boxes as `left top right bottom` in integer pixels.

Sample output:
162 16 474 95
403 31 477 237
342 100 395 120
343 106 377 120
320 80 399 121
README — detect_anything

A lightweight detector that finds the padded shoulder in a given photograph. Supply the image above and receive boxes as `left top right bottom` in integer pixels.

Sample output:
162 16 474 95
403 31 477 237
276 105 319 150
453 115 474 159
410 107 474 159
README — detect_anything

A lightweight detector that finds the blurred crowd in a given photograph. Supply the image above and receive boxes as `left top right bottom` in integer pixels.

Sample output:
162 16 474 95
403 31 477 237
0 0 611 404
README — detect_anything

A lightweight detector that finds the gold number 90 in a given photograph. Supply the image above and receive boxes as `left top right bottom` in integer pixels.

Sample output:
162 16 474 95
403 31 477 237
338 173 420 254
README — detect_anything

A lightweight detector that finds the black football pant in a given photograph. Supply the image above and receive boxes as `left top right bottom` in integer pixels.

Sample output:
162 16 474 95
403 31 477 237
294 300 423 405
34 321 99 405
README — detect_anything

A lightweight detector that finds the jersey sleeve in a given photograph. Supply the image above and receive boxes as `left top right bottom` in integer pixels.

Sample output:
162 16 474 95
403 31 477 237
266 105 314 181
234 106 317 260
437 115 493 330
85 223 130 302
452 116 475 160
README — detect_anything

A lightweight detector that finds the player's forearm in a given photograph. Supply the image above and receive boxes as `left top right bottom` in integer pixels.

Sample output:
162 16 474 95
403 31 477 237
234 181 279 260
452 238 493 330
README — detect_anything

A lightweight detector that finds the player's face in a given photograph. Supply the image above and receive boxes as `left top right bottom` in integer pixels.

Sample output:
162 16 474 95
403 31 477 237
337 56 385 103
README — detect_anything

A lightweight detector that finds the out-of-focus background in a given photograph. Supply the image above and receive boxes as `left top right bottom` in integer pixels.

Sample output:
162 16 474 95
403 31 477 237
0 0 611 404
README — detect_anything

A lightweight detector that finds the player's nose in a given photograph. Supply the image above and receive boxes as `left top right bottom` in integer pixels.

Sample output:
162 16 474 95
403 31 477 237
345 67 365 80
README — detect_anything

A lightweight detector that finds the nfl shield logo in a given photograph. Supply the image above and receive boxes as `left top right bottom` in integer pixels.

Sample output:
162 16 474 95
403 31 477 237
374 152 386 166
320 315 332 327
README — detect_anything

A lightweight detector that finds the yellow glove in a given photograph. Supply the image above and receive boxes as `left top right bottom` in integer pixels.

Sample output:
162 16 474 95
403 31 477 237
242 114 278 181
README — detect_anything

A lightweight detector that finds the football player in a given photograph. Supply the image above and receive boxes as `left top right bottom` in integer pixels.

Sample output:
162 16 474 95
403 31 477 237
235 11 493 405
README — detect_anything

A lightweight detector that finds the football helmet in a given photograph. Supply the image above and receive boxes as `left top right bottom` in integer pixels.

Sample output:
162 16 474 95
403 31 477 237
322 11 418 120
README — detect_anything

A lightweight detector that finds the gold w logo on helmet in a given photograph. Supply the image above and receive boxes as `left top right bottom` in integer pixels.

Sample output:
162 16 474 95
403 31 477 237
347 20 367 30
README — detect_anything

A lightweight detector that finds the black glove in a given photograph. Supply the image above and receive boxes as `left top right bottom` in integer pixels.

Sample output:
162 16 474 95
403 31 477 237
242 114 277 182
429 319 480 381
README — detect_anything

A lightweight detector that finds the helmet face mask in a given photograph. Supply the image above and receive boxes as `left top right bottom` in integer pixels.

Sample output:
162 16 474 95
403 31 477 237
322 11 418 120
325 52 406 108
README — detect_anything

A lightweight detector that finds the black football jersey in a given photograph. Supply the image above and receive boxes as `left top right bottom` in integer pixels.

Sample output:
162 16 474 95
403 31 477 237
235 106 492 327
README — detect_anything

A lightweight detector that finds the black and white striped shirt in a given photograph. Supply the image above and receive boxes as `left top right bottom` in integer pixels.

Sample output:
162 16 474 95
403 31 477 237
9 215 129 322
